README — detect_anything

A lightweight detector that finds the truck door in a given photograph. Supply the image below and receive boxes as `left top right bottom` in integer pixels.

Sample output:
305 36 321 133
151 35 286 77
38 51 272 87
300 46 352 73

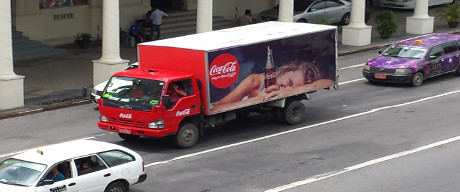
426 45 444 76
441 41 459 72
163 79 200 131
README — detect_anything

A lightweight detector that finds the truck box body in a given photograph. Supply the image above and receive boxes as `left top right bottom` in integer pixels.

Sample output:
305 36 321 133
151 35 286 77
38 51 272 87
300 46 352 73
138 21 338 115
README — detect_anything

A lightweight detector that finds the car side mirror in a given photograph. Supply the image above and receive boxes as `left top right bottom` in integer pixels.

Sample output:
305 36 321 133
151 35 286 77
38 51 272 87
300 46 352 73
378 51 383 54
161 95 170 107
428 55 437 60
38 179 54 186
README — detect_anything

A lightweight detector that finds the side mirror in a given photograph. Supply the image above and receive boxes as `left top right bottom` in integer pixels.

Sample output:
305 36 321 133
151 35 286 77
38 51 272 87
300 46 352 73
161 95 170 107
378 51 383 54
428 55 437 60
38 179 54 186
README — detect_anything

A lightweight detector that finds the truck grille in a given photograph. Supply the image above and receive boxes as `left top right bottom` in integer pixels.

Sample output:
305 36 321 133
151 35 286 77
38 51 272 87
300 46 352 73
109 117 146 128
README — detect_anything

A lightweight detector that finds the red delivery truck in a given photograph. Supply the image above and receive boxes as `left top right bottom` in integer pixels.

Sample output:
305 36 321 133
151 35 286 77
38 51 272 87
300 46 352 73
98 21 338 148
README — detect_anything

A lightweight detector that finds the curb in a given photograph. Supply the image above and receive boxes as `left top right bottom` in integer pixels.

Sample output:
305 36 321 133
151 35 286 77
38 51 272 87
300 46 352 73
0 99 91 120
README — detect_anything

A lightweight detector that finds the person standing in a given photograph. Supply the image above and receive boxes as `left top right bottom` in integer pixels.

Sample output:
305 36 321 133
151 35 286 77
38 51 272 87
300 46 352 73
149 7 168 40
235 9 253 26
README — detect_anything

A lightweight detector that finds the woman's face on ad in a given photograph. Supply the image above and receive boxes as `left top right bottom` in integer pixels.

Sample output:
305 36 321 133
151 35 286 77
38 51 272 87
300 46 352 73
277 70 305 88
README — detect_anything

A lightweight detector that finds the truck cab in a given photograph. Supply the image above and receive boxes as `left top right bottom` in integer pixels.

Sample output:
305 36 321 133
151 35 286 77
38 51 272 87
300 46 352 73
98 68 202 147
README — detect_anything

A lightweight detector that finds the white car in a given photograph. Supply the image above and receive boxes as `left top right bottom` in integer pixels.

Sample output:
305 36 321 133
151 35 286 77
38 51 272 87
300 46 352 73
0 140 146 192
91 62 139 104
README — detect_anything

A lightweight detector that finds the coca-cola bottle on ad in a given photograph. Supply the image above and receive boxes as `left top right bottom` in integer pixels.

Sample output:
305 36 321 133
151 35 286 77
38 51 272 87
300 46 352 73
264 46 277 88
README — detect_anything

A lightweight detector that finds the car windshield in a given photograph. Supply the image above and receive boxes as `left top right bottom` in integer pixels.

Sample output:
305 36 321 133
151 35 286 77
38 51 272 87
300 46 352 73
0 159 46 187
381 46 427 59
102 76 164 110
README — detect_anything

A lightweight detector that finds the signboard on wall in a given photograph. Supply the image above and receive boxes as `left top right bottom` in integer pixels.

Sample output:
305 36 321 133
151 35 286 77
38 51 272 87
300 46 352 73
39 0 88 9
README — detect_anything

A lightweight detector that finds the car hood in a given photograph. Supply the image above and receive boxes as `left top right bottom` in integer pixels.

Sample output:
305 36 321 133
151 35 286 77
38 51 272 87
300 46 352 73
0 183 33 192
259 8 278 19
366 56 419 69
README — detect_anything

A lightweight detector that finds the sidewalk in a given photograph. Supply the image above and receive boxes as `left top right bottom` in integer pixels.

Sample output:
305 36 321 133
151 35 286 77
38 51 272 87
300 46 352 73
1 22 459 119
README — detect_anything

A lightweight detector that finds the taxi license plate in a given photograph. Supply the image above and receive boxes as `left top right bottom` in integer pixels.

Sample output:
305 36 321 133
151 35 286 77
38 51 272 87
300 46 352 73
374 74 386 79
119 128 131 134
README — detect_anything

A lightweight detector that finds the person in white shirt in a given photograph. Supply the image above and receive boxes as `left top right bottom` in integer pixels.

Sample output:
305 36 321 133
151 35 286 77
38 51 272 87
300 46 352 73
149 7 168 40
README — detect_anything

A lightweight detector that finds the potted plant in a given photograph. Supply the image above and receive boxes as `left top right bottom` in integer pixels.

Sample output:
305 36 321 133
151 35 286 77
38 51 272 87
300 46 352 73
437 3 460 28
74 32 92 49
374 10 397 39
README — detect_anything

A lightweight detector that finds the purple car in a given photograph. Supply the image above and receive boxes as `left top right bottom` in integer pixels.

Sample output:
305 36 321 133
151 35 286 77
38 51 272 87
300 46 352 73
363 33 460 86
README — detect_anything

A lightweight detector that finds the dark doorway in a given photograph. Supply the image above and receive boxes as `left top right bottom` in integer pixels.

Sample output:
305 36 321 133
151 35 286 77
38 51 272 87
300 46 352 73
151 0 185 11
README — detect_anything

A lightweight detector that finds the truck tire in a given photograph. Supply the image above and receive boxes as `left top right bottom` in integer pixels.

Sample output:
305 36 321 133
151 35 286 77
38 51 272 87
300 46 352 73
279 100 306 125
118 133 140 141
175 123 199 148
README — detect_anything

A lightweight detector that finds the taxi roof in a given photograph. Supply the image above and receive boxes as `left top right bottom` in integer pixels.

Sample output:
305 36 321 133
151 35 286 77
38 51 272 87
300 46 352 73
113 68 194 82
11 140 130 166
394 33 460 49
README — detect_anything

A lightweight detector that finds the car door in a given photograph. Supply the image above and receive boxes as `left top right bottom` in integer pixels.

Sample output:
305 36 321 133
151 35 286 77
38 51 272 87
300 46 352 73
306 1 327 23
73 155 112 192
35 161 79 192
441 41 459 72
426 45 444 76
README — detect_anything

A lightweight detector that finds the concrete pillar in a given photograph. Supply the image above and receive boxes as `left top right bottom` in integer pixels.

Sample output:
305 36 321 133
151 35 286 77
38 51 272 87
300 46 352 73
93 0 129 86
196 0 212 33
0 0 24 110
342 0 372 46
278 0 293 22
406 0 433 34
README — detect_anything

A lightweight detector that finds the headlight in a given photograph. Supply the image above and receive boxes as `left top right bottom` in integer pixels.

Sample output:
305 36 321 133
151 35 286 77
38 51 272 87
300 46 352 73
395 68 411 74
100 115 109 122
363 65 370 70
148 119 164 129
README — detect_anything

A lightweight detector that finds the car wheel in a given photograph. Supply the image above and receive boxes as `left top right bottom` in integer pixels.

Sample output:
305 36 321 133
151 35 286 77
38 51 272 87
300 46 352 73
118 133 140 141
175 123 199 148
297 19 308 23
279 100 306 125
411 72 424 87
341 13 351 25
455 64 460 76
104 181 127 192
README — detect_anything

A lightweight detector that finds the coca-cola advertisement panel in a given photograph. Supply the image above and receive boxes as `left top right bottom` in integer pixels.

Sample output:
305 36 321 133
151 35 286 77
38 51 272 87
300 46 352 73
208 30 336 113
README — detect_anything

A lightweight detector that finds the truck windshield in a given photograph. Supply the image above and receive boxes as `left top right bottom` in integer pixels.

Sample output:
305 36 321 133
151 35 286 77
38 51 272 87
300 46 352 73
382 46 427 59
102 76 164 110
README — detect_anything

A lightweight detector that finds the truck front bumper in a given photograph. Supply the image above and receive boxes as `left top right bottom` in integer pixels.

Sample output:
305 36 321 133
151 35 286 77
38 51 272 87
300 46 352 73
98 122 174 137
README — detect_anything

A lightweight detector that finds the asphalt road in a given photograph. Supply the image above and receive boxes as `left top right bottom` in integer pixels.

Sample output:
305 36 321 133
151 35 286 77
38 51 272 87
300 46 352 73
1 48 460 192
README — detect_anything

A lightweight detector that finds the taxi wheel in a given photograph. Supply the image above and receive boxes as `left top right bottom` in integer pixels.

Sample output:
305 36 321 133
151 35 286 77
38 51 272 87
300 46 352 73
455 65 460 76
175 123 199 148
411 72 424 87
118 133 140 141
104 181 127 192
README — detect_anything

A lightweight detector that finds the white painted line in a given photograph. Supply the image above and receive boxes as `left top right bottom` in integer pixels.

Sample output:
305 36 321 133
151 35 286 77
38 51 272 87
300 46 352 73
340 63 365 70
18 108 43 114
145 89 460 168
265 135 460 192
338 78 366 85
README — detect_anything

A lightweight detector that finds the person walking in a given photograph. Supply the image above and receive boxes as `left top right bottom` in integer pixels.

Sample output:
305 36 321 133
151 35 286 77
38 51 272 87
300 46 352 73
149 7 168 40
235 9 253 26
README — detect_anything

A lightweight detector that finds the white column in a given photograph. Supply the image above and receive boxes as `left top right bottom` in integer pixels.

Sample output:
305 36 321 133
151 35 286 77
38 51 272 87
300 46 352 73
196 0 212 33
0 0 24 110
406 0 433 34
278 0 293 22
342 0 372 46
92 0 129 86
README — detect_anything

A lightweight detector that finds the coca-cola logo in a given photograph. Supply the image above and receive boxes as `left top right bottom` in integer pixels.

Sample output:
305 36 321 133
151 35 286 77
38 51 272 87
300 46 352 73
209 54 239 88
176 109 191 117
119 113 132 119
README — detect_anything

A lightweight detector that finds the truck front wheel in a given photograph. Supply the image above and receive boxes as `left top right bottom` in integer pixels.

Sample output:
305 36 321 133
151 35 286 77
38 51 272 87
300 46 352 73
118 133 140 141
279 100 306 125
175 123 199 148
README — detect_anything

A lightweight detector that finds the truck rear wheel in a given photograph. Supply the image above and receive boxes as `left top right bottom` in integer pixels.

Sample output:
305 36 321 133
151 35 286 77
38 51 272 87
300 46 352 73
175 123 199 148
279 100 306 125
118 133 140 141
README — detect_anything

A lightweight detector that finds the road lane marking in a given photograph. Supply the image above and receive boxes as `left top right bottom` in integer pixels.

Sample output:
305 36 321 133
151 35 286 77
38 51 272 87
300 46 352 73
340 63 365 70
145 89 460 168
265 135 460 192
